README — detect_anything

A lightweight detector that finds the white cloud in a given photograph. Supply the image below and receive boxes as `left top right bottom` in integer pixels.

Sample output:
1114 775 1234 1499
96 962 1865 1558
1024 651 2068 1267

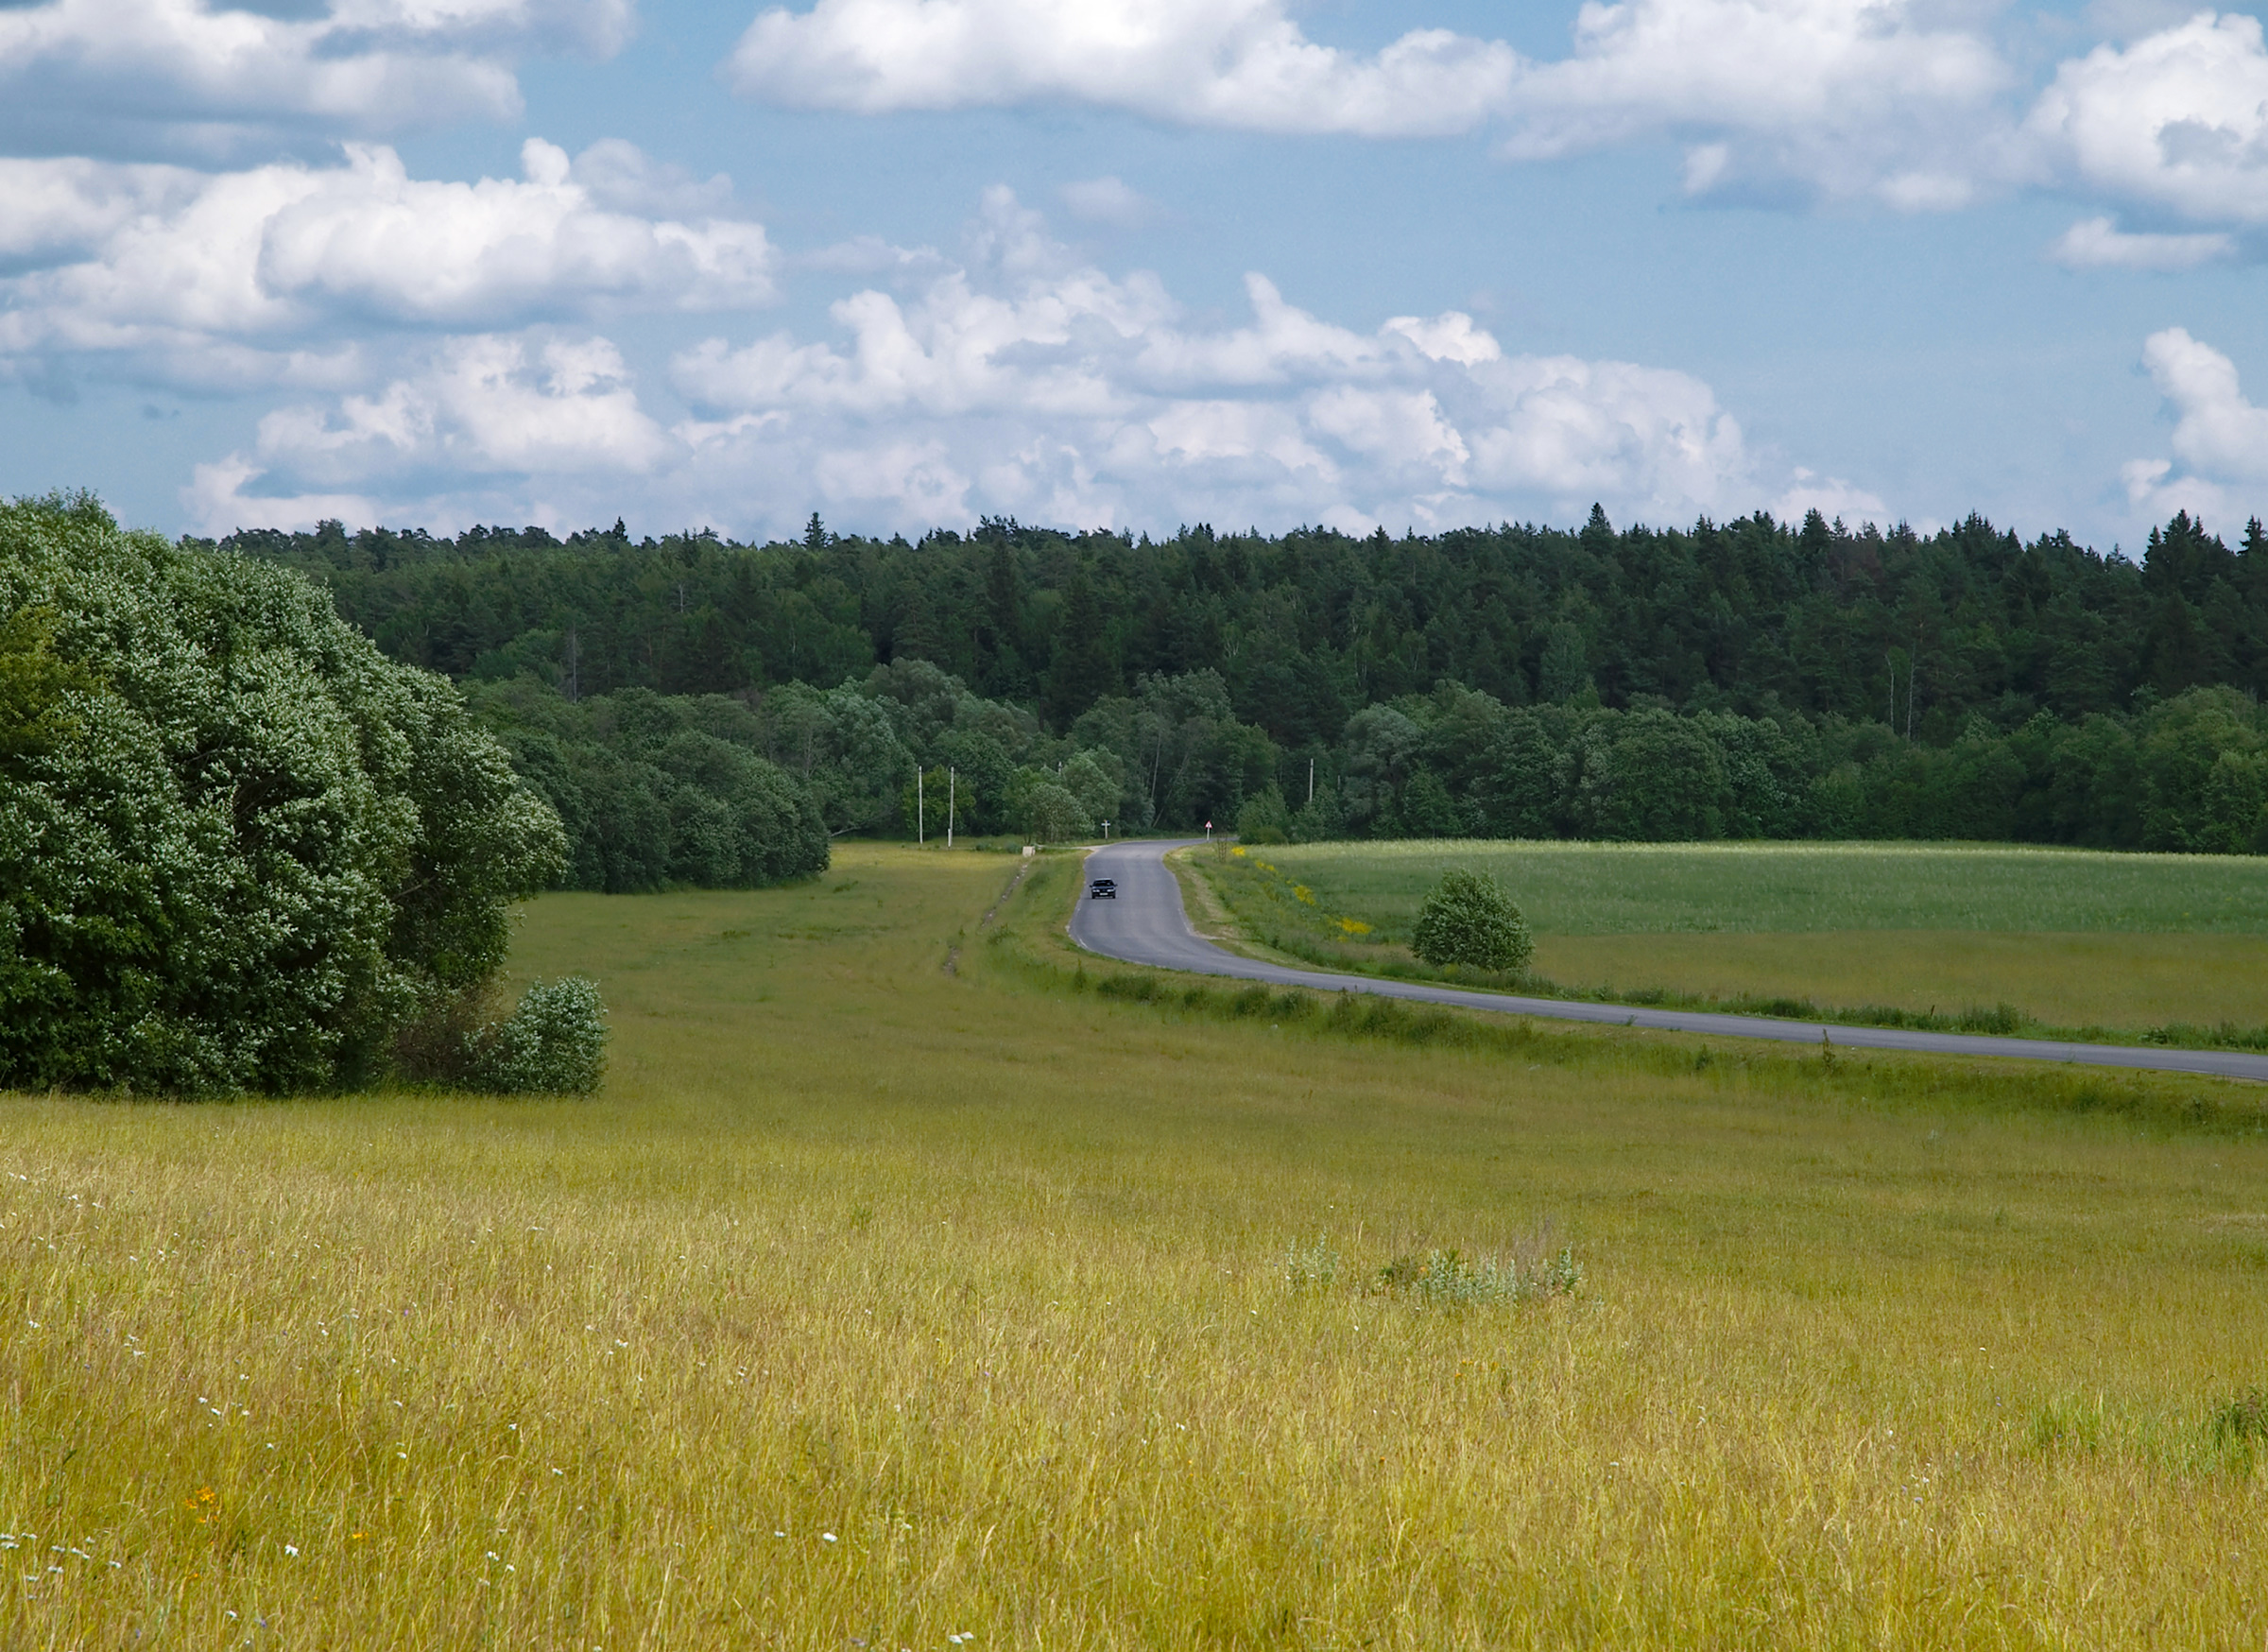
0 141 774 385
148 185 1884 542
724 0 2013 205
2143 326 2268 479
1058 176 1159 228
658 190 1803 536
2048 214 2236 267
1457 353 1750 509
714 1 2268 234
2026 11 2268 225
259 334 672 479
1501 0 2008 205
186 331 673 531
0 0 632 160
257 141 775 323
2122 327 2268 525
724 0 1518 136
812 439 972 519
1771 467 1891 527
0 158 205 264
184 455 378 536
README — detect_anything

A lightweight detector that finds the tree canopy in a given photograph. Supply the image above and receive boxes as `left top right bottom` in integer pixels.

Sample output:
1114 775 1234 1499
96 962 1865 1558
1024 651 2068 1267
1 494 567 1094
213 504 2268 855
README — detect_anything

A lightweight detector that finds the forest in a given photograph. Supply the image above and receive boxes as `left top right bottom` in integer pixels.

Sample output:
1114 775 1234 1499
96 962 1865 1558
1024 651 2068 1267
213 505 2268 869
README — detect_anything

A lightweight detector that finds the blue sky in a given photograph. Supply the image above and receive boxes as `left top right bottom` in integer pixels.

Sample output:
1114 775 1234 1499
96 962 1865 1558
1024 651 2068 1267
1 0 2263 549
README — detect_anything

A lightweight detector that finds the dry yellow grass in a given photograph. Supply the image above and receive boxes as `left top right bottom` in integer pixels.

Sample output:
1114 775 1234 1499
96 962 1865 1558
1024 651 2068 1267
4 844 2265 1647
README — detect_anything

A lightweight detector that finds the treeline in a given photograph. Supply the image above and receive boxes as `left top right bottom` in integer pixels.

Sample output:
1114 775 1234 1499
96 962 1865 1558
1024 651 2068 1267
1252 681 2268 853
212 505 2268 857
216 507 2268 749
468 659 1168 889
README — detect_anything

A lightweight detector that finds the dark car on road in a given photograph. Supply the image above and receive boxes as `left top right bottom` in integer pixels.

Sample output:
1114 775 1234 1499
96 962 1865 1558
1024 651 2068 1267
1087 878 1117 899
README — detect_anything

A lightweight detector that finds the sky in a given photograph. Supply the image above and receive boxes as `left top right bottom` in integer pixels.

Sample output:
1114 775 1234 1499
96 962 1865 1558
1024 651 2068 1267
0 0 2263 550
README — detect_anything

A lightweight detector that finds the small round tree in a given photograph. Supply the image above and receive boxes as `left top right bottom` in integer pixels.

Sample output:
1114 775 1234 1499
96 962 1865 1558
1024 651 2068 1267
1022 781 1090 843
1410 868 1532 974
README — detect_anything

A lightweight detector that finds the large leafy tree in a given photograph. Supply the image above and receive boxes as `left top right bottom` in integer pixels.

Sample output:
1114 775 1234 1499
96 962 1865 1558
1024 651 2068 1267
0 494 566 1094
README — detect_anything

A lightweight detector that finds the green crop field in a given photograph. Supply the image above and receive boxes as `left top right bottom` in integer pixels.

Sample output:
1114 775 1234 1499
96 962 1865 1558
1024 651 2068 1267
1240 840 2268 936
1205 842 2268 1037
6 845 2268 1647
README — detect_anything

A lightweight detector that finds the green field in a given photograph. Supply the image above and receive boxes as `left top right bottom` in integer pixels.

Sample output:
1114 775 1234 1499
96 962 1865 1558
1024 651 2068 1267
1243 840 2268 935
1207 841 2268 1036
5 847 2268 1647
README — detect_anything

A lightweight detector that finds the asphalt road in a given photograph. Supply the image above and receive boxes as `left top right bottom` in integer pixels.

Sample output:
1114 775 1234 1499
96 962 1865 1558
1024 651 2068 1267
1068 838 2268 1081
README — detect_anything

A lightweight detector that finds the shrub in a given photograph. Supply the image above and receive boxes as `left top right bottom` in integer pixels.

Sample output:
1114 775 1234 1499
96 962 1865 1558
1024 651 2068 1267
1409 868 1533 973
1236 784 1292 845
1281 1236 1342 1290
1377 1246 1584 1307
468 977 610 1094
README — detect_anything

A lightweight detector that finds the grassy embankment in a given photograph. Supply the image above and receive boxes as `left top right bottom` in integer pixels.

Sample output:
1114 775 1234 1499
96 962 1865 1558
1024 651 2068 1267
1194 840 2268 1043
5 842 2267 1647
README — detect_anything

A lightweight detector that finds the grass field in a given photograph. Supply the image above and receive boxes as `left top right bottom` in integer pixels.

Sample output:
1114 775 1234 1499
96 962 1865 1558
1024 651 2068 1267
1206 842 2268 1037
6 844 2268 1647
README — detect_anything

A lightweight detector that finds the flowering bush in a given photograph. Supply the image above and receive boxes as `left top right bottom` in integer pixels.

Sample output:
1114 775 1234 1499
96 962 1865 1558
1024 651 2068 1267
0 493 565 1094
469 978 609 1094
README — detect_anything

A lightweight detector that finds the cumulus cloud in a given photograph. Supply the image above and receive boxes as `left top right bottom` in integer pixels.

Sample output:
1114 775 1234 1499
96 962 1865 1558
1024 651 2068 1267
0 0 633 160
2026 11 2268 226
655 189 1818 535
2122 327 2268 524
0 158 206 264
1771 467 1891 527
186 332 673 531
717 1 2268 232
0 140 774 385
725 0 2013 203
169 191 1899 540
2048 214 2236 268
2140 326 2268 479
724 0 1519 135
1500 0 2009 206
184 456 379 536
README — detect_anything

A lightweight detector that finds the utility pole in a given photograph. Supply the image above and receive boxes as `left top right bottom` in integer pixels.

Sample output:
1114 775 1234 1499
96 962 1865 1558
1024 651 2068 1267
1307 756 1314 804
1907 640 1919 740
947 766 955 850
917 766 924 845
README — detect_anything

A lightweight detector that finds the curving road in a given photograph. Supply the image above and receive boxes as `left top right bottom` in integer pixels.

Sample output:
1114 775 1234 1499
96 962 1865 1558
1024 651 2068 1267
1068 838 2268 1081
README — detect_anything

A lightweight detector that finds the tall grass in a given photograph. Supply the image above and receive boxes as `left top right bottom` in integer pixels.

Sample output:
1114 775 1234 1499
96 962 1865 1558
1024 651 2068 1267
4 844 2265 1646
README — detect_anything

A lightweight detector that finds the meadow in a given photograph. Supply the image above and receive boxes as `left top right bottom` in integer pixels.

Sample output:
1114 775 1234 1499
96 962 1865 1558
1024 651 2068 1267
1207 841 2268 1037
4 843 2267 1647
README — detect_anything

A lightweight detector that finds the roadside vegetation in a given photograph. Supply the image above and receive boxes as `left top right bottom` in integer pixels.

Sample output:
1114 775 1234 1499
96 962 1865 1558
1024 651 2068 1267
6 843 2265 1646
1192 838 2268 1046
